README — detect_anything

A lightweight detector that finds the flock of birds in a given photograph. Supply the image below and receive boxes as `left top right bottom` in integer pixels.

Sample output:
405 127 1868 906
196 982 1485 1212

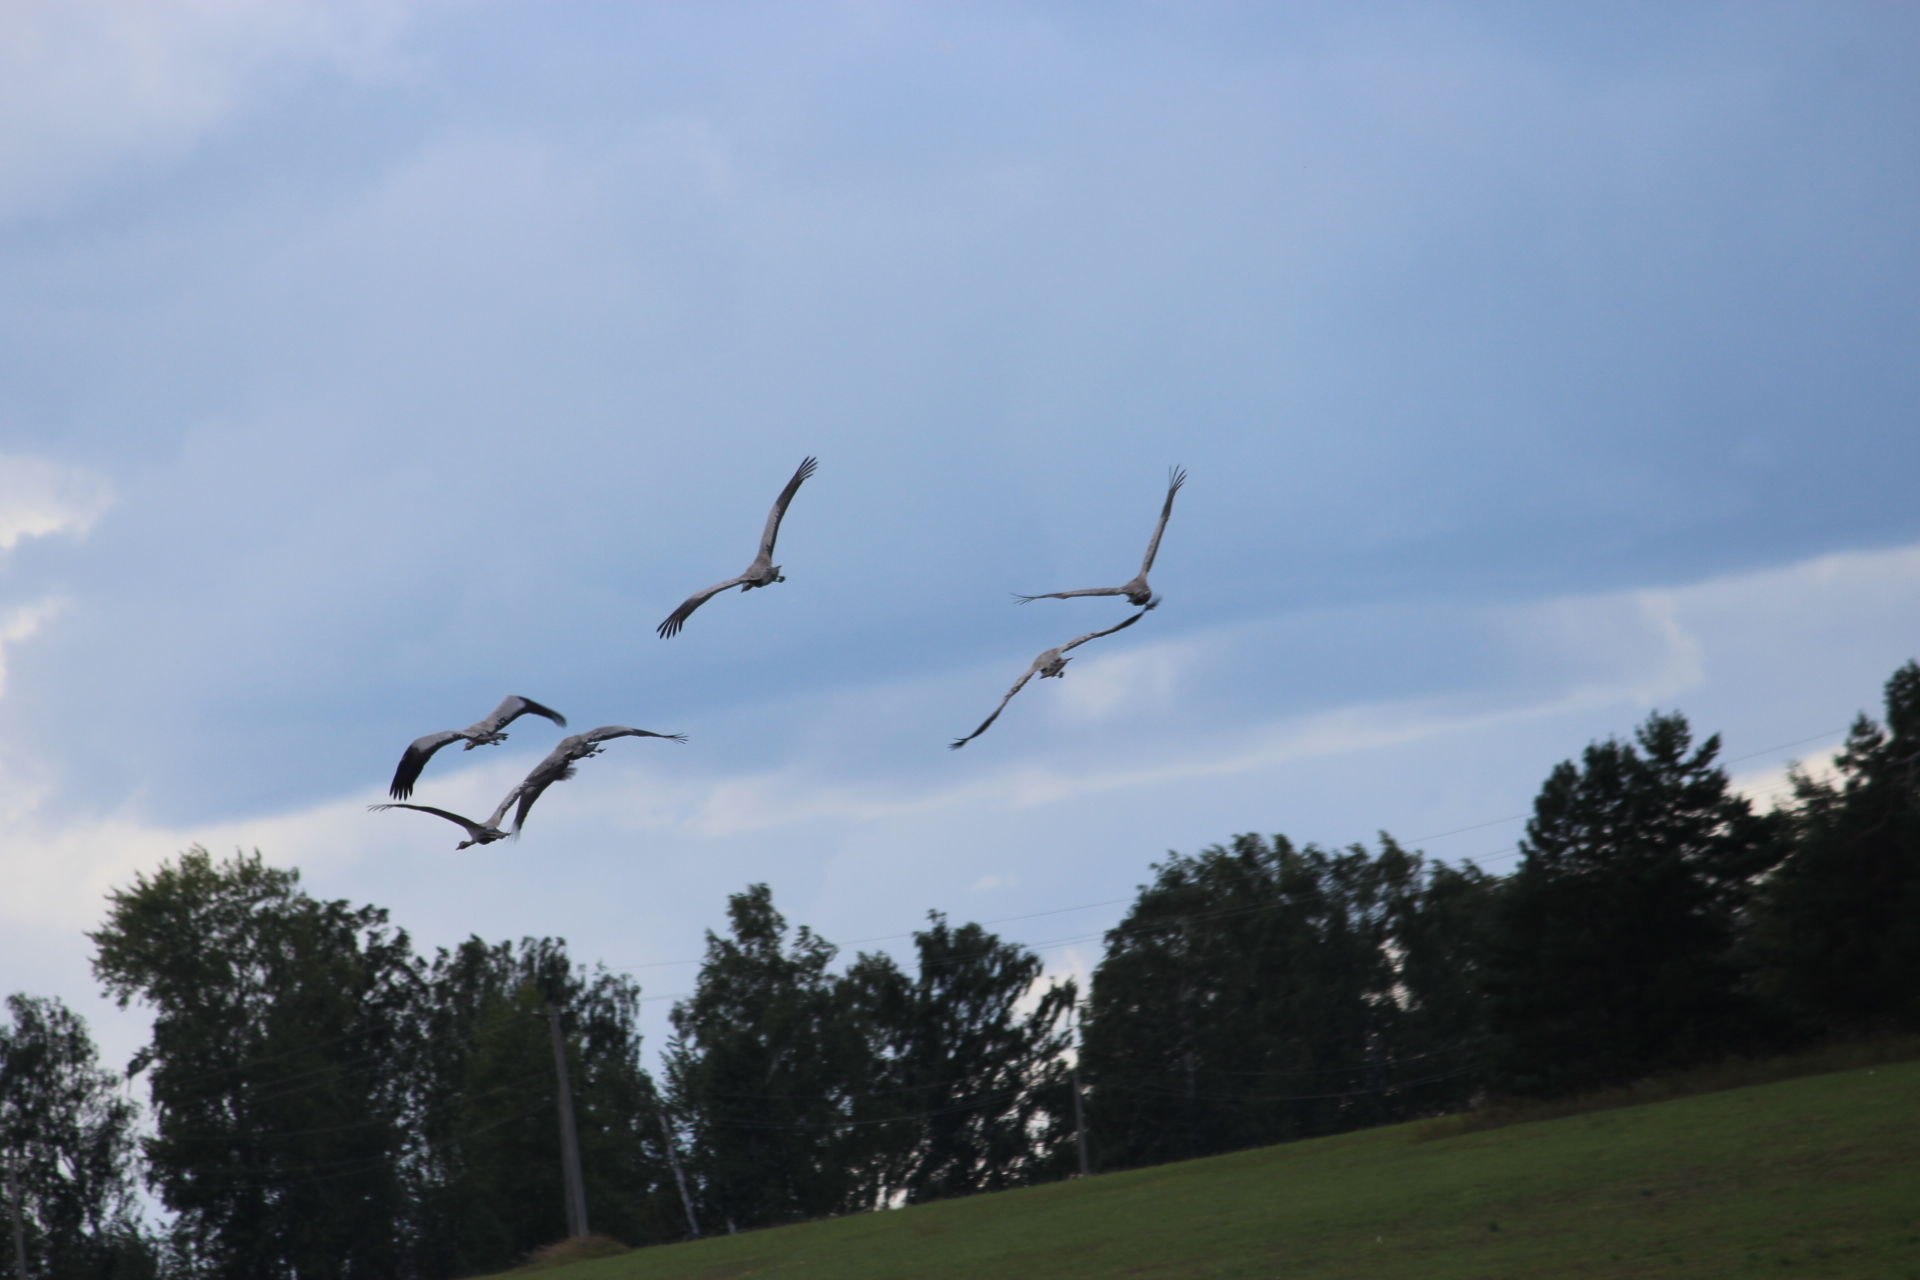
369 458 1185 848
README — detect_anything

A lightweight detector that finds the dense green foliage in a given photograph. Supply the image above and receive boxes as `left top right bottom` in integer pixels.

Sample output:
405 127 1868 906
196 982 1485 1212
8 659 1910 1275
1481 713 1786 1097
410 938 674 1277
841 913 1077 1206
91 850 419 1280
0 995 155 1280
1081 835 1492 1169
663 890 1075 1230
662 884 868 1232
83 851 678 1279
1755 660 1920 1036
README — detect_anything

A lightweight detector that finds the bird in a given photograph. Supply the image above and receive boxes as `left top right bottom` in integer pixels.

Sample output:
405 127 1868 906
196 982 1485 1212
657 455 819 638
388 695 569 800
366 803 510 850
1015 465 1186 609
492 725 688 834
949 609 1149 749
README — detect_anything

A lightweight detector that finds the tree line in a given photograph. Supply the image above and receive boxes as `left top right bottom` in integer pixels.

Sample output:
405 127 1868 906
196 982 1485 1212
5 659 1918 1278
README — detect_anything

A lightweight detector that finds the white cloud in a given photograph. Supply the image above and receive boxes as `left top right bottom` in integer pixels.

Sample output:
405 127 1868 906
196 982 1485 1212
0 454 114 553
1729 748 1844 813
0 1 414 219
1052 636 1195 722
0 597 68 699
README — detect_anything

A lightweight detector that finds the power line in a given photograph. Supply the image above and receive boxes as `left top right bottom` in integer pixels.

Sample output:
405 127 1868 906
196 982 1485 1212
604 725 1850 982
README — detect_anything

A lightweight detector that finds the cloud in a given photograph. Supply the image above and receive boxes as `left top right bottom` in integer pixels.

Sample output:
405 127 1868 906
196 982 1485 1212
0 454 114 553
0 1 414 220
0 597 68 700
1051 636 1196 722
1729 747 1844 814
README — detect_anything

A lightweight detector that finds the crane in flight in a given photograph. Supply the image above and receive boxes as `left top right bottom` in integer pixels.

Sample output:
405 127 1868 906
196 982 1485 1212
367 802 511 850
493 725 688 834
1015 466 1186 610
658 456 819 638
950 609 1148 749
388 695 568 800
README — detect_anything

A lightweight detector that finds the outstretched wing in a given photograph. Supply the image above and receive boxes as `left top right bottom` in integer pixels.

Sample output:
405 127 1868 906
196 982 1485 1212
949 666 1040 749
758 455 819 561
389 730 463 800
1012 585 1129 605
488 694 567 732
575 724 689 746
509 764 578 833
367 801 487 840
1137 465 1186 575
657 575 750 638
1058 607 1150 655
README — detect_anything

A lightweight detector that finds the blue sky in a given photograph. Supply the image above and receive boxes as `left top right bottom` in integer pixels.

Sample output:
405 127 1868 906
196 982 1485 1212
4 1 1919 1080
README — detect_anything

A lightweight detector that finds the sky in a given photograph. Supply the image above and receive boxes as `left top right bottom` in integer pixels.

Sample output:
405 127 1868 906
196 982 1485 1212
4 1 1919 1090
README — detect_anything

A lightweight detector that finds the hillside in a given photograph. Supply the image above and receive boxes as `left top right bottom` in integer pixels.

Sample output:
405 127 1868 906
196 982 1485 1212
488 1058 1920 1279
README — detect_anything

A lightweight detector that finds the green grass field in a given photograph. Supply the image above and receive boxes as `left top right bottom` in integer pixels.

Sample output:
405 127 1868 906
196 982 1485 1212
491 1060 1920 1280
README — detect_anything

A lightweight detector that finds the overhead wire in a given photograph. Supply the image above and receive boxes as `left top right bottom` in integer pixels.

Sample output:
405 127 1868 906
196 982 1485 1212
604 724 1848 984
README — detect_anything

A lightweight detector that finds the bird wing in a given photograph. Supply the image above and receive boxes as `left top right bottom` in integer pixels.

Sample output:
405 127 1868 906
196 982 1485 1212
757 455 818 561
510 764 577 833
367 802 488 840
949 665 1040 749
657 575 751 638
388 730 464 800
1137 466 1186 575
483 783 524 833
576 725 689 745
488 694 568 732
1058 607 1149 654
1012 585 1129 604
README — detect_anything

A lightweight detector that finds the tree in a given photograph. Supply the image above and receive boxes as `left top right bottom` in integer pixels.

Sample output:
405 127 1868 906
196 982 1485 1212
663 885 867 1231
841 914 1076 1207
0 995 155 1280
1082 834 1487 1170
1482 712 1783 1098
1756 661 1920 1036
410 937 675 1275
89 848 422 1280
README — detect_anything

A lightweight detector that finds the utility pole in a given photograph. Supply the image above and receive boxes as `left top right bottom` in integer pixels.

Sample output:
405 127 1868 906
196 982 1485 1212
1070 1059 1092 1178
1071 1011 1092 1178
543 1003 590 1239
653 1098 701 1239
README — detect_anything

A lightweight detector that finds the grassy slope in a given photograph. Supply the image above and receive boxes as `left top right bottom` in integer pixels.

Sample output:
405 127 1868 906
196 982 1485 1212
496 1061 1920 1280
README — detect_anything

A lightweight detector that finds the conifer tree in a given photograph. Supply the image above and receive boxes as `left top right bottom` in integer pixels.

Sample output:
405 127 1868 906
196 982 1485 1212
1757 660 1920 1036
1483 713 1782 1098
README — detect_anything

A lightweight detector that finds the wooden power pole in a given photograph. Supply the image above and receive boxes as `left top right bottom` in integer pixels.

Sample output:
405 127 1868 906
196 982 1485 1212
654 1099 701 1239
1071 1010 1092 1178
1070 1058 1092 1178
544 1003 590 1239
